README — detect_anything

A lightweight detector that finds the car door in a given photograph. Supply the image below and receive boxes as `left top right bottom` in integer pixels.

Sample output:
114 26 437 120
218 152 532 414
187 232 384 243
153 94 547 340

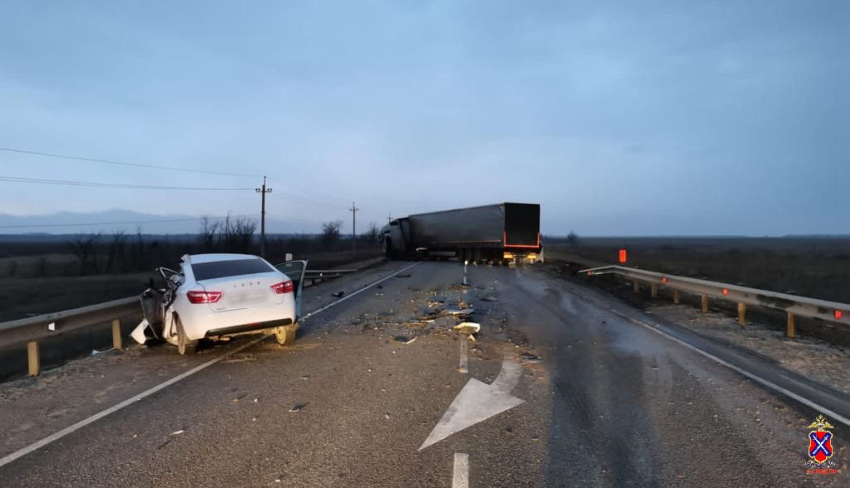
275 260 308 320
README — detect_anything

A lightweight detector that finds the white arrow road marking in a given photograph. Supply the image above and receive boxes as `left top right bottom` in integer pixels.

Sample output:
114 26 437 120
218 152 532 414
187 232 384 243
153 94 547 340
420 360 524 451
452 453 469 488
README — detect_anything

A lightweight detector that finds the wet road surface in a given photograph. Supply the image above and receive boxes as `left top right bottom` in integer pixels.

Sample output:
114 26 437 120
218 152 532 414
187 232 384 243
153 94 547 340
0 261 846 487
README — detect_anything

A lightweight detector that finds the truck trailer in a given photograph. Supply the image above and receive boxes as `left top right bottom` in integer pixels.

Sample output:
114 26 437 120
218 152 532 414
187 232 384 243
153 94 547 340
380 203 542 264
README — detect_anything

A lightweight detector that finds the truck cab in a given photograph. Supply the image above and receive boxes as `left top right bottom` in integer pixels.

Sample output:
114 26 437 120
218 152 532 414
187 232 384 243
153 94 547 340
380 219 407 258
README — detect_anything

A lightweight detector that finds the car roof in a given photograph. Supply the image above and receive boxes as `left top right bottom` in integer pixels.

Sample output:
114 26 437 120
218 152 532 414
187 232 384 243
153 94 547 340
186 253 261 264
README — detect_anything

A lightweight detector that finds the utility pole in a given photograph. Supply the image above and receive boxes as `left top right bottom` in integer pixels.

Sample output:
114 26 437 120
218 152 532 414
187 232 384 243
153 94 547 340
255 176 272 257
387 213 393 224
350 202 359 256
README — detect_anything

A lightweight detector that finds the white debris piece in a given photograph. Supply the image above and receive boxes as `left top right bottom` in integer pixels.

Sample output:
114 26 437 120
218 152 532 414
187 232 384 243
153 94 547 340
454 322 481 334
130 319 149 345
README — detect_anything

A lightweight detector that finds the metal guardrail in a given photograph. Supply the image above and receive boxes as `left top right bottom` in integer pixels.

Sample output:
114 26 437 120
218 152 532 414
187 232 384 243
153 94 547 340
303 269 355 286
581 265 850 338
0 297 141 377
0 267 359 377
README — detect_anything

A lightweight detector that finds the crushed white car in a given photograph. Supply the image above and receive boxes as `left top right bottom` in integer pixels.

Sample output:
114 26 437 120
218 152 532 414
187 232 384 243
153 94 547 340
132 254 307 354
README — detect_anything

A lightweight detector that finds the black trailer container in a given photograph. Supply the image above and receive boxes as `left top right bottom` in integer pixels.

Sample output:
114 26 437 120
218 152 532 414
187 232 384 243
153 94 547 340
380 203 542 263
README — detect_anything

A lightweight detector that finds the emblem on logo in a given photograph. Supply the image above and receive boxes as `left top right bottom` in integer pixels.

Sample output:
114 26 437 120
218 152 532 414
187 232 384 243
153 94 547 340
807 415 834 465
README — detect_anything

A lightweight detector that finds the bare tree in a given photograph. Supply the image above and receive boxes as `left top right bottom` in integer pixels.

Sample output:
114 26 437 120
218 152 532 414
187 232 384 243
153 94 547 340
233 217 257 253
36 256 48 277
134 226 145 270
567 231 580 247
104 231 127 274
219 214 258 253
365 222 380 242
199 216 220 252
69 233 102 275
321 220 343 246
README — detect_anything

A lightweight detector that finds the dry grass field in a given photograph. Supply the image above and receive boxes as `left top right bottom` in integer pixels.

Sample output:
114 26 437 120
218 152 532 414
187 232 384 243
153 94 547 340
547 236 850 304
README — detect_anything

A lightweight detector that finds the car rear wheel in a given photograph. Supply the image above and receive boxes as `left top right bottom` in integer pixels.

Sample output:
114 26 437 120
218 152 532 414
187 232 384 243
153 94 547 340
176 317 198 355
274 324 297 345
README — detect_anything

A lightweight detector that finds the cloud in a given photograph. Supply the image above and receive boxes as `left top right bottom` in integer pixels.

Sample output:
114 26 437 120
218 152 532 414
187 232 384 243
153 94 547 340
0 0 846 235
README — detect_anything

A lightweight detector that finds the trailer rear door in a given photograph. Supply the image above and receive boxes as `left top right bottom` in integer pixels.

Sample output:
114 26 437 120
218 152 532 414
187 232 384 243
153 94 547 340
504 203 540 248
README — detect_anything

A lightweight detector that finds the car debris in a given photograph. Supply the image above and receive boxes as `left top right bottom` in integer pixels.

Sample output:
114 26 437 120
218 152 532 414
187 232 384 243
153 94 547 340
289 403 308 413
395 273 412 278
441 308 475 316
481 296 498 302
454 322 481 334
332 291 345 298
520 352 543 363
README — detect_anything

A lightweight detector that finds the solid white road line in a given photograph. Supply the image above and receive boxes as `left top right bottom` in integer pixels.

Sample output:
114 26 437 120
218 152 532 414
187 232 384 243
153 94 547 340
571 289 850 429
452 453 470 488
459 338 468 373
299 261 421 322
0 261 422 469
626 313 850 428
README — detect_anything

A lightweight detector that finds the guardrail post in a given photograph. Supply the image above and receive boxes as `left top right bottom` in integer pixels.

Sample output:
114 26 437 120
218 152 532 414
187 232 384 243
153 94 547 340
737 303 746 326
787 312 796 339
651 283 658 299
633 281 640 294
112 318 122 350
673 289 680 304
700 294 709 313
27 341 40 377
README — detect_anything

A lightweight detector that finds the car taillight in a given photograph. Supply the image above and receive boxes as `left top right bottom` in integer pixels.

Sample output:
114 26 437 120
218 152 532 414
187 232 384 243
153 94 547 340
187 291 222 304
271 280 293 294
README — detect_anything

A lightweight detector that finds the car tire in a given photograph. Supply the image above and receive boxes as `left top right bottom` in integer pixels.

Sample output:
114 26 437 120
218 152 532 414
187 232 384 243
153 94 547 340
274 324 297 345
176 317 198 355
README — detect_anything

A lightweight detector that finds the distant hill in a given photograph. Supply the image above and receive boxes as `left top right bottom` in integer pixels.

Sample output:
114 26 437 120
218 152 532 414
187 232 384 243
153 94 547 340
0 209 321 235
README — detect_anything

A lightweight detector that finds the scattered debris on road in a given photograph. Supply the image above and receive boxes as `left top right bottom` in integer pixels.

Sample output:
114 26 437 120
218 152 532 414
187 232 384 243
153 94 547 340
454 322 481 334
481 296 499 302
442 308 475 316
395 274 412 278
332 291 345 298
289 403 308 413
170 429 185 436
520 352 543 363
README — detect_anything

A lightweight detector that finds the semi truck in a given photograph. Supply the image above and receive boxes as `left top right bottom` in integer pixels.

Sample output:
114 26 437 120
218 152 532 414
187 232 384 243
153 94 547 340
379 203 543 264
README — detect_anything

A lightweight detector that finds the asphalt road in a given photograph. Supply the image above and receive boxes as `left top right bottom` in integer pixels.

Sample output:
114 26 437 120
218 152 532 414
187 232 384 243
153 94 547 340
0 261 846 487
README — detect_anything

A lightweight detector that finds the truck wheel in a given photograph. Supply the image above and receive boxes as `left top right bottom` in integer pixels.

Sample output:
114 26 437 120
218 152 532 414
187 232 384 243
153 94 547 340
274 324 297 345
176 317 198 355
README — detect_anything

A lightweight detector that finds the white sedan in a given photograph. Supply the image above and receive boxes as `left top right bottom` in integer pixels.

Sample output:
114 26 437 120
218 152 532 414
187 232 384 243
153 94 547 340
132 254 307 354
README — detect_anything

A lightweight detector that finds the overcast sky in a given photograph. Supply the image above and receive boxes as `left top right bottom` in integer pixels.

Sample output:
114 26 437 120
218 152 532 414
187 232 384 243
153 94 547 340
0 1 847 235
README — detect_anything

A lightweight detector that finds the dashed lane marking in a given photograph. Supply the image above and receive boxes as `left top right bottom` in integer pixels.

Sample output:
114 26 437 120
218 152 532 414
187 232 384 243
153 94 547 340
452 453 470 488
459 338 468 373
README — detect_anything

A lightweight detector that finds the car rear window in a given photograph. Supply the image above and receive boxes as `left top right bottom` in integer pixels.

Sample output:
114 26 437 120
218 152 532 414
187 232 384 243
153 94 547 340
191 258 275 281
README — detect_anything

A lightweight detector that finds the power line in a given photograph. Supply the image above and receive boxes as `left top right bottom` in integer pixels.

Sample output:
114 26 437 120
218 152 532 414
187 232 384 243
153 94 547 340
0 175 253 191
0 146 260 178
264 176 348 209
0 213 259 230
265 213 324 225
0 218 200 229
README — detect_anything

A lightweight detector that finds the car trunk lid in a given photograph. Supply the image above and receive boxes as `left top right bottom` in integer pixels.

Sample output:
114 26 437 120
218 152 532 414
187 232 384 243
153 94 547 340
198 272 284 312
